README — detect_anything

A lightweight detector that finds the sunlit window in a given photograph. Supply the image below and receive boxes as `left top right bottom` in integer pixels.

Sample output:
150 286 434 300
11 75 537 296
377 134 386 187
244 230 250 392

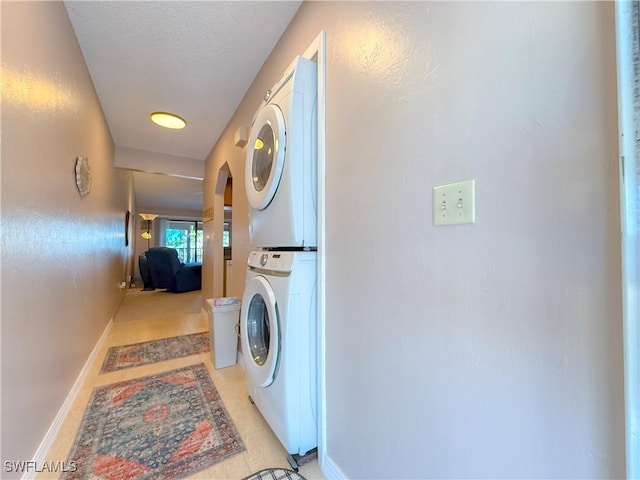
164 221 203 263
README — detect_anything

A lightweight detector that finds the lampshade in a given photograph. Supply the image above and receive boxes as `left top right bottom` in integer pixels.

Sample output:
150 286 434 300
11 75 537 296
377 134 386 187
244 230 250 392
139 213 158 221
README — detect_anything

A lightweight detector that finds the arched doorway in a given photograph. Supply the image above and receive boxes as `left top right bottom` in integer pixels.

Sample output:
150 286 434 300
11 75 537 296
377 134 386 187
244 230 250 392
215 163 232 297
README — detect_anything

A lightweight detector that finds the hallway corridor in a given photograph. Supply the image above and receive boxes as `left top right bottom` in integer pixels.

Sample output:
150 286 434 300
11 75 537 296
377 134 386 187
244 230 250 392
39 289 324 479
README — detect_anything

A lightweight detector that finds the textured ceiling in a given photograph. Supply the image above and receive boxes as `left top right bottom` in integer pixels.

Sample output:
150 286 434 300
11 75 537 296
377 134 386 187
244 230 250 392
64 1 301 213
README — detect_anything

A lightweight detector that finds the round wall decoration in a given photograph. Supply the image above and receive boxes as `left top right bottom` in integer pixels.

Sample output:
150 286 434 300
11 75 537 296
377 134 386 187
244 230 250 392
75 156 91 198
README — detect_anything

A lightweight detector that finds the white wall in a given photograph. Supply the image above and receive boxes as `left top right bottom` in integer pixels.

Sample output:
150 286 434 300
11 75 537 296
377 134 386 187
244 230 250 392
206 1 625 478
1 1 134 469
323 1 624 477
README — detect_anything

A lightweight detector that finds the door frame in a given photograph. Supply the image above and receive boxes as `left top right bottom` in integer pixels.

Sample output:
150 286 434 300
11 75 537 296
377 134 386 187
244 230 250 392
615 3 640 477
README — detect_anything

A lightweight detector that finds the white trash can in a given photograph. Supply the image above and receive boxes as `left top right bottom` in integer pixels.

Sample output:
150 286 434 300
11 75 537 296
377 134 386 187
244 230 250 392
206 297 241 369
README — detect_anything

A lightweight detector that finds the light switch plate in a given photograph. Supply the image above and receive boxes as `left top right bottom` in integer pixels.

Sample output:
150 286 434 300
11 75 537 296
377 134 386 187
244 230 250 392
433 179 475 226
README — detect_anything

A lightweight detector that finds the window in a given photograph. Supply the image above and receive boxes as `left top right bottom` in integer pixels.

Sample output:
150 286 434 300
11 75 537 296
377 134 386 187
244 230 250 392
164 220 203 263
223 224 230 248
223 206 232 260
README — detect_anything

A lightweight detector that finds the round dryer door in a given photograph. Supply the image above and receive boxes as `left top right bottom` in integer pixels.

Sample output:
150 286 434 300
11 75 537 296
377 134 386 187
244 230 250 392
241 275 280 387
245 104 286 210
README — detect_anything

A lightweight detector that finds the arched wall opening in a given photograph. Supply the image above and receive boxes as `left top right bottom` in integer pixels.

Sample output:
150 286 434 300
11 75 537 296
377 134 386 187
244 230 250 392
214 162 233 297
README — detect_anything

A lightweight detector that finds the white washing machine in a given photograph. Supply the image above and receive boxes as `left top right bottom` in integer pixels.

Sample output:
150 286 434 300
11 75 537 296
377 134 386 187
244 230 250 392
240 251 317 456
245 55 317 249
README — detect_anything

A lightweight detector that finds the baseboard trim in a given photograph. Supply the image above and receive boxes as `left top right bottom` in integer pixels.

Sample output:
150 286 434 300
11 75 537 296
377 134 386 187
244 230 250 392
24 318 114 480
320 452 347 480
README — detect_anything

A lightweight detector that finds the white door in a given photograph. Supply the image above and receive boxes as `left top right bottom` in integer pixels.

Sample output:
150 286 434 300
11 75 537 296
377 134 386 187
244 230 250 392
241 275 280 387
245 104 286 210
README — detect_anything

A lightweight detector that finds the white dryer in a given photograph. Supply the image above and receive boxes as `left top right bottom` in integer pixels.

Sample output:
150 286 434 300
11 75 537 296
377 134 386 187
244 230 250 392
240 251 317 456
245 56 317 249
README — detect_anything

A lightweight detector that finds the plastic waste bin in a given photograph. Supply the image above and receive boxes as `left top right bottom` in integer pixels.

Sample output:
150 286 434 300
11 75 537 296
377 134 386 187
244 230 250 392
206 297 241 369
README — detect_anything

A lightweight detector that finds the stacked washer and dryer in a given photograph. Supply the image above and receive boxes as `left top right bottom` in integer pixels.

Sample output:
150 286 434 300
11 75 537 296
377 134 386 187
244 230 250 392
240 55 318 469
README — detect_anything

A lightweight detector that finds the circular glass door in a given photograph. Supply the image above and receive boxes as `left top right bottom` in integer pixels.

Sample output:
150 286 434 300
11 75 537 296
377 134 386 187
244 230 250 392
240 276 279 387
245 104 286 210
247 294 270 366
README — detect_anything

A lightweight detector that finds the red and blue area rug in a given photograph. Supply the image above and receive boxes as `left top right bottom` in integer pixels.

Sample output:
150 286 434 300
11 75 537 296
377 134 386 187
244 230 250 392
63 363 244 480
100 332 209 373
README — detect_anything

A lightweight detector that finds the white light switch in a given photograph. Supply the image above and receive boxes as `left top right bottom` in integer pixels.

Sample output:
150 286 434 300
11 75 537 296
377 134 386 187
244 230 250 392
433 179 475 226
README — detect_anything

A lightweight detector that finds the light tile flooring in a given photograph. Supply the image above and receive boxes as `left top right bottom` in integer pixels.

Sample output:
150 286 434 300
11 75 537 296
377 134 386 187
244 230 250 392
40 289 325 480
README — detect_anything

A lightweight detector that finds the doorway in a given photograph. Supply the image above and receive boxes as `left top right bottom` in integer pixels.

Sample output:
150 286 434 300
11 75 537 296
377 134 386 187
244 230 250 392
215 163 233 298
223 176 232 297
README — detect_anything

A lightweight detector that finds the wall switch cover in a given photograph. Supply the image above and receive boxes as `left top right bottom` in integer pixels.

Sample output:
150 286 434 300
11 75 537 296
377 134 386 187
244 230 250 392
433 179 475 226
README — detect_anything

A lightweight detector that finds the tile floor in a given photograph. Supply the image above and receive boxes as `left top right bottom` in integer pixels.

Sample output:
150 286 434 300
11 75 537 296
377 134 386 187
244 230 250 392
39 288 325 480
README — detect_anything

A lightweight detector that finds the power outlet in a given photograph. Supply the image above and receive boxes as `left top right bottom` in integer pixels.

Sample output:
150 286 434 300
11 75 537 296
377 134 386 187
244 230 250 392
433 179 476 226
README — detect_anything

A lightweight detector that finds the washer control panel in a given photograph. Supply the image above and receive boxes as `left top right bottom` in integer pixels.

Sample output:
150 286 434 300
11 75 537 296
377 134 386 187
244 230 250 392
247 251 294 273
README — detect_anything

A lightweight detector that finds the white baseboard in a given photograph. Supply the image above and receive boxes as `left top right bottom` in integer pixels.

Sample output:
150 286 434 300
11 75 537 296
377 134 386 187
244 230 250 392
24 318 114 480
320 453 347 480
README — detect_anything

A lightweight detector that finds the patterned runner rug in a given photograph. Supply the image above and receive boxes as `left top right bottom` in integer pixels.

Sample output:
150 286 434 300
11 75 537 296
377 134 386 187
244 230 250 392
243 469 308 480
100 332 209 373
63 363 244 480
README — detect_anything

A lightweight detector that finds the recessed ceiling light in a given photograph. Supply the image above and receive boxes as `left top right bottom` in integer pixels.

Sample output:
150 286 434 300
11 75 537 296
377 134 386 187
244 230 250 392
150 111 186 129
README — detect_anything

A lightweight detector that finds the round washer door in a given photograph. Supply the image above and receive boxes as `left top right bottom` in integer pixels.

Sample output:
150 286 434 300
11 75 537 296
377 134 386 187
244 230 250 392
245 104 286 210
241 275 280 387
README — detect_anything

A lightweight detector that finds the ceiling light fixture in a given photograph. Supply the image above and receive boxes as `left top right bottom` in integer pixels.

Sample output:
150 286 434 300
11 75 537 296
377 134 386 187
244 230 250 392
150 111 186 130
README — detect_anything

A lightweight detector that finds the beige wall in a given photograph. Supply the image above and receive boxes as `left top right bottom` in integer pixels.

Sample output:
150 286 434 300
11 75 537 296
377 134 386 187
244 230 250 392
205 1 625 478
201 121 252 301
1 1 134 468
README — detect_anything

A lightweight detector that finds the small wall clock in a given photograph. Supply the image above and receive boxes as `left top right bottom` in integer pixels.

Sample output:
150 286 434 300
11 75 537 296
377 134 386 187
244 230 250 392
75 156 91 198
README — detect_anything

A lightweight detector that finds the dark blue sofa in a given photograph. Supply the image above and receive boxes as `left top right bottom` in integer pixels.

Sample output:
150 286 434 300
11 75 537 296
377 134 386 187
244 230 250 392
144 247 201 293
